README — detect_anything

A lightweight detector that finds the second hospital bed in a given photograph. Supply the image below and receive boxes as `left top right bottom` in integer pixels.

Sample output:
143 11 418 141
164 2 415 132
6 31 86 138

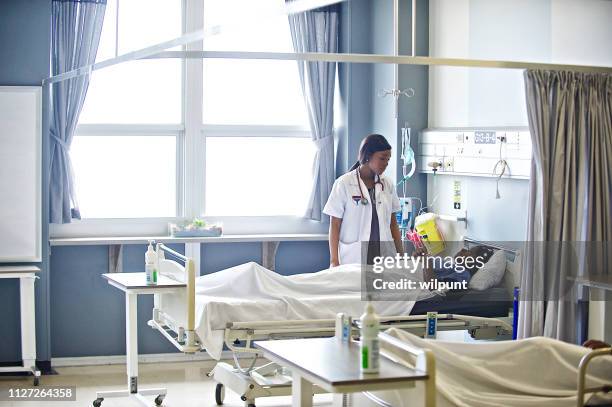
356 328 612 407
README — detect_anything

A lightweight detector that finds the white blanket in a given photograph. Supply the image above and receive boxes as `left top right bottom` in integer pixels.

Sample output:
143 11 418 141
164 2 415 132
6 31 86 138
186 262 426 359
359 328 612 407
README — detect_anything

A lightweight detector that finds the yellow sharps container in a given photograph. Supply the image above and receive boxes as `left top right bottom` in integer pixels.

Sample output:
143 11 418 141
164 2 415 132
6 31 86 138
414 213 445 255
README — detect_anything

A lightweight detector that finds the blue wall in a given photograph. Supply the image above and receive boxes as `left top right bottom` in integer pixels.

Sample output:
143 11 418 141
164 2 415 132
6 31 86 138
50 242 329 358
0 0 51 85
397 0 428 201
0 0 51 363
338 0 429 206
337 0 373 173
371 0 398 180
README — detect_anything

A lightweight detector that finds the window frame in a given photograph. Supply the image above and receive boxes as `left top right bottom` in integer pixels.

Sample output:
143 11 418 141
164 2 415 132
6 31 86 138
201 125 313 217
50 0 324 239
70 124 185 219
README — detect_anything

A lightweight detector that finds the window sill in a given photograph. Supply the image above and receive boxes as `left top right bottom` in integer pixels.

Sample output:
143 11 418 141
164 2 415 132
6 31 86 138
49 233 328 246
49 215 329 241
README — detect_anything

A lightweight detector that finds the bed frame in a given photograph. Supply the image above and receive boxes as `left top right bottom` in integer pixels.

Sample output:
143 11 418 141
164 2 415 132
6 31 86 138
146 243 513 406
577 347 612 407
360 343 612 407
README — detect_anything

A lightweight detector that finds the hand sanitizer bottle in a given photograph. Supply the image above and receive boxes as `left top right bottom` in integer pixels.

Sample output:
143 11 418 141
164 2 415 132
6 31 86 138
145 242 158 285
360 302 380 373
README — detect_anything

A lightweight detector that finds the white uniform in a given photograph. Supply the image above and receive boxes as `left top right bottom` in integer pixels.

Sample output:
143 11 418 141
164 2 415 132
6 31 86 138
323 170 401 264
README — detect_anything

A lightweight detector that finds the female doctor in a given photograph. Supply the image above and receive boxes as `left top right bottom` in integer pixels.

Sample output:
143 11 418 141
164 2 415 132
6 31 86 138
323 134 404 266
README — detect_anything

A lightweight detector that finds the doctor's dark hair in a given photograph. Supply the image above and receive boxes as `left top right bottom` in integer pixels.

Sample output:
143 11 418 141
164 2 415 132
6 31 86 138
349 134 392 171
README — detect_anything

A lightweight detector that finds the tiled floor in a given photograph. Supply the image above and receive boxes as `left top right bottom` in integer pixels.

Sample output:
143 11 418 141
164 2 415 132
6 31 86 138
0 360 334 407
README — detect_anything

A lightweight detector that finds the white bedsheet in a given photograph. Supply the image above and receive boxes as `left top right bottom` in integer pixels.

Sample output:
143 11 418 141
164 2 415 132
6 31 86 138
359 328 612 407
171 262 427 359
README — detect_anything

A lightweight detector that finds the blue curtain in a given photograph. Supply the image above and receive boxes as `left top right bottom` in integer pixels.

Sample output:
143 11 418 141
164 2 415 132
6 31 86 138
287 2 339 221
49 0 106 223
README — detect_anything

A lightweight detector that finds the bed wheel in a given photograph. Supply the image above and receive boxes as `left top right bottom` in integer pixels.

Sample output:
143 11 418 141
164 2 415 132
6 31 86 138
215 383 225 405
92 398 103 407
154 395 165 406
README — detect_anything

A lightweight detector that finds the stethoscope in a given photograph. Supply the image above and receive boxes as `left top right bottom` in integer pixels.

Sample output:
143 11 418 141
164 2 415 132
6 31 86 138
355 167 385 206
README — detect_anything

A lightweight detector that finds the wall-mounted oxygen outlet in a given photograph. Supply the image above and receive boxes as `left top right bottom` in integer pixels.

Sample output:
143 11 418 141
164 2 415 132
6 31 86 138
428 160 443 172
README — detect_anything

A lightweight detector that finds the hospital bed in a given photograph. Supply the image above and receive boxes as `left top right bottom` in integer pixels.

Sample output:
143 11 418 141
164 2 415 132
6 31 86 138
146 243 515 406
355 328 612 407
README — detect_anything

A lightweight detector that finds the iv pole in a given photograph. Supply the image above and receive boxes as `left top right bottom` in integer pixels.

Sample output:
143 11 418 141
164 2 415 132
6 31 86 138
377 0 415 119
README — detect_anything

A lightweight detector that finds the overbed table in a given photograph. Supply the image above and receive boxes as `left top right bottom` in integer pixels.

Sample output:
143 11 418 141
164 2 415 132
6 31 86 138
255 337 434 407
94 272 186 407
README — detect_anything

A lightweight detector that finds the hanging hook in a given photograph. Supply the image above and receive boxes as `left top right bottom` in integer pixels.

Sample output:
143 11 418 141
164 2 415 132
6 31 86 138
377 88 416 99
492 136 509 199
377 88 416 118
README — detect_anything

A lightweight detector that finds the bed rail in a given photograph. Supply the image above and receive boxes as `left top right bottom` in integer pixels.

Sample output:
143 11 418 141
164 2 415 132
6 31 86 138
223 313 512 355
577 347 612 407
151 243 198 352
158 243 188 263
464 237 519 255
227 313 511 332
376 331 436 407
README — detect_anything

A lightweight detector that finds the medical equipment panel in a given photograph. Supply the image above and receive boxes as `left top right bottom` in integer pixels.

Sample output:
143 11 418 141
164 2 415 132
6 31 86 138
418 128 532 179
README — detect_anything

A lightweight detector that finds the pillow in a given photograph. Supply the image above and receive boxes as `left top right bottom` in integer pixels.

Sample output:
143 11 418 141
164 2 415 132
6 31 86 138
469 249 506 291
503 251 522 295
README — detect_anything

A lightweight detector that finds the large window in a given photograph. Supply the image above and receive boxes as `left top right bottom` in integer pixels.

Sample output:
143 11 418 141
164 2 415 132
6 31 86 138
205 136 315 216
69 0 318 225
79 0 182 124
202 0 293 53
203 59 307 126
71 135 177 218
73 0 182 220
202 0 314 216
